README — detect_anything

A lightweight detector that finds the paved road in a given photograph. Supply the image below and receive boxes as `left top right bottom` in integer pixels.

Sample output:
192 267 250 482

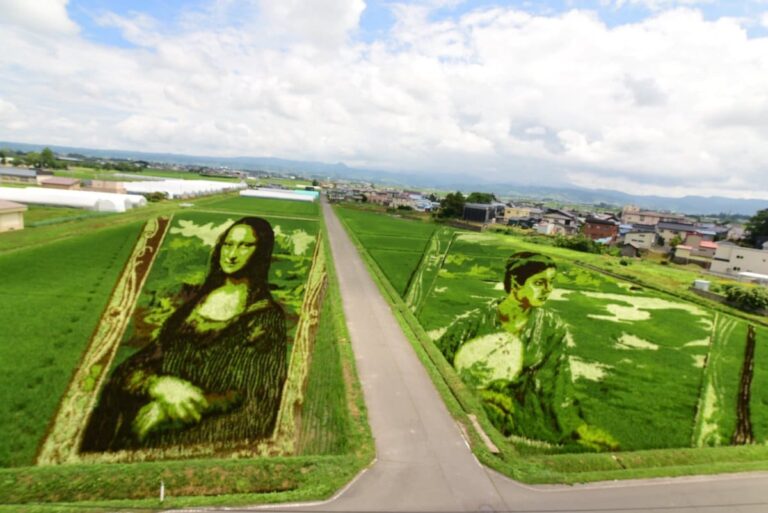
228 201 768 512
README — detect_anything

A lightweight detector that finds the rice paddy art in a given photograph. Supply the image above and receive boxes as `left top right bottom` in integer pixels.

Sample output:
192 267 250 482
36 212 324 464
335 208 768 454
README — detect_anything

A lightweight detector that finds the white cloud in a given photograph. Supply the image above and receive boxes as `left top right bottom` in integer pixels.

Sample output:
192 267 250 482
0 2 767 198
0 0 78 34
761 11 768 29
605 0 714 10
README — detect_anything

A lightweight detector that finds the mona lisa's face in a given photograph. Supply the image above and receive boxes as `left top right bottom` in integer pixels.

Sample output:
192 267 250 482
220 224 258 274
512 267 556 308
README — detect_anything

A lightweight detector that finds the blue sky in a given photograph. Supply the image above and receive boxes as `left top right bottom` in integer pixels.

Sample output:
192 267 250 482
67 0 768 48
3 0 768 198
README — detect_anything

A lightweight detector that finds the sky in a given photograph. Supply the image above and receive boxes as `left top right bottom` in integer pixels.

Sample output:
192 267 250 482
1 0 768 199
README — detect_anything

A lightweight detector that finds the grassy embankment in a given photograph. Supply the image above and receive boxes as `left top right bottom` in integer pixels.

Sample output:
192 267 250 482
0 196 372 510
334 205 768 483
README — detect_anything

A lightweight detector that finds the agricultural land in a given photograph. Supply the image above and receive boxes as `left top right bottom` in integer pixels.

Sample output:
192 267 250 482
0 194 372 509
335 204 768 483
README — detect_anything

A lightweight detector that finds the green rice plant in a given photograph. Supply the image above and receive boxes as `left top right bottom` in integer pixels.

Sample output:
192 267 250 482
745 324 768 443
336 206 435 239
0 223 143 467
692 314 745 447
368 248 425 297
405 227 455 314
297 295 350 455
202 196 320 218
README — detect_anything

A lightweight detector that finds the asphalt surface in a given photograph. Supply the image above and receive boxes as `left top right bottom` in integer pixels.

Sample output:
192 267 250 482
216 200 768 513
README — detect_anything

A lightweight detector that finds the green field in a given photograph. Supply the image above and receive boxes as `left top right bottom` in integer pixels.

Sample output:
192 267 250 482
337 208 768 461
0 223 143 466
203 196 320 218
336 207 436 295
0 194 372 507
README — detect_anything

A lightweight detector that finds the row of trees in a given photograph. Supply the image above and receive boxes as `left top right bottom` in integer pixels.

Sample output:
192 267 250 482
1 147 67 169
437 191 498 218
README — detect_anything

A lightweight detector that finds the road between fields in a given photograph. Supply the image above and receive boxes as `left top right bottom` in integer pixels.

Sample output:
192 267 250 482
223 200 768 513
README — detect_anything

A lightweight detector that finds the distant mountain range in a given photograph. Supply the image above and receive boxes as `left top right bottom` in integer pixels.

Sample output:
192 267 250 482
2 140 765 216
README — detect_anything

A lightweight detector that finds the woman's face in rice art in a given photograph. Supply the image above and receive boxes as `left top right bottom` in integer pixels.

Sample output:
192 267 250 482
219 224 258 275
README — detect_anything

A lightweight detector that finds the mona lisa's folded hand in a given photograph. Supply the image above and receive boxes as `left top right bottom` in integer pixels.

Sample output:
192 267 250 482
148 376 209 423
133 401 168 441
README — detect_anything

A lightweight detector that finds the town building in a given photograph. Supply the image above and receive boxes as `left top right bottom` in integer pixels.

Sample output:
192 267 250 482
538 208 580 235
623 224 657 249
583 217 619 241
83 180 126 194
710 242 768 277
463 203 495 223
0 200 27 232
621 205 688 226
656 221 700 247
40 177 81 190
0 167 37 184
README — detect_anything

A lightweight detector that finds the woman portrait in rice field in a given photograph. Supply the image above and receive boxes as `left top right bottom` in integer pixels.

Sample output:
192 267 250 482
82 216 287 452
437 251 618 451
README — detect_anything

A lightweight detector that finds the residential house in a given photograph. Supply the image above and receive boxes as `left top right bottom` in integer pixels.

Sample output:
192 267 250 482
656 221 699 247
710 242 768 277
539 208 580 235
583 216 619 241
504 205 533 219
620 243 642 258
623 224 656 249
621 205 688 226
0 200 27 232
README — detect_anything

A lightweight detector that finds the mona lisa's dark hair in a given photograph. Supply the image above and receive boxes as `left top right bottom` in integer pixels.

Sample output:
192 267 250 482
504 252 556 293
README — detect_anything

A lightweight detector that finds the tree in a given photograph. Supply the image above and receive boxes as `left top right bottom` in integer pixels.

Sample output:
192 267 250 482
465 192 495 204
0 149 6 165
25 151 41 168
438 191 465 218
669 235 683 248
745 209 768 247
39 147 58 169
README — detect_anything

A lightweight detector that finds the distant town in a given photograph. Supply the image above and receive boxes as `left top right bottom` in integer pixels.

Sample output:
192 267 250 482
1 145 766 285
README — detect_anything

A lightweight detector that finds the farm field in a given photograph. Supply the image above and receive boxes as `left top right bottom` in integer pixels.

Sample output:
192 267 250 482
337 207 768 461
203 196 320 218
335 206 437 295
0 194 371 506
0 222 143 466
23 204 114 226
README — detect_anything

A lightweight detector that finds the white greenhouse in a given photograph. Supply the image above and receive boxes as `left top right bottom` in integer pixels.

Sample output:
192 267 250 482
124 180 246 199
0 187 147 212
240 188 318 202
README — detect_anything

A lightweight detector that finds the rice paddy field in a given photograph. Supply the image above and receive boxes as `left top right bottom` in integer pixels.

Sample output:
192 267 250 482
201 196 320 218
0 223 143 467
0 195 371 507
336 206 768 457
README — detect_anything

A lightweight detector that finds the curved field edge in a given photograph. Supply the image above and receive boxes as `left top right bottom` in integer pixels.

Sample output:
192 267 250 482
0 202 373 508
333 205 768 484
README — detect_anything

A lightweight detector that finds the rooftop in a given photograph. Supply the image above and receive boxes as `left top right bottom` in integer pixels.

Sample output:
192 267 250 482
0 167 37 178
0 199 28 212
41 177 80 186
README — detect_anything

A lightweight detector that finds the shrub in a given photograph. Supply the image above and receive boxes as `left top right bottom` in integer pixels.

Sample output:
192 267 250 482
721 284 768 312
554 235 603 254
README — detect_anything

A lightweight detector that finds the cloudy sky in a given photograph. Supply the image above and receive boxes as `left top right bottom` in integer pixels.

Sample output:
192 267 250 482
1 0 768 198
